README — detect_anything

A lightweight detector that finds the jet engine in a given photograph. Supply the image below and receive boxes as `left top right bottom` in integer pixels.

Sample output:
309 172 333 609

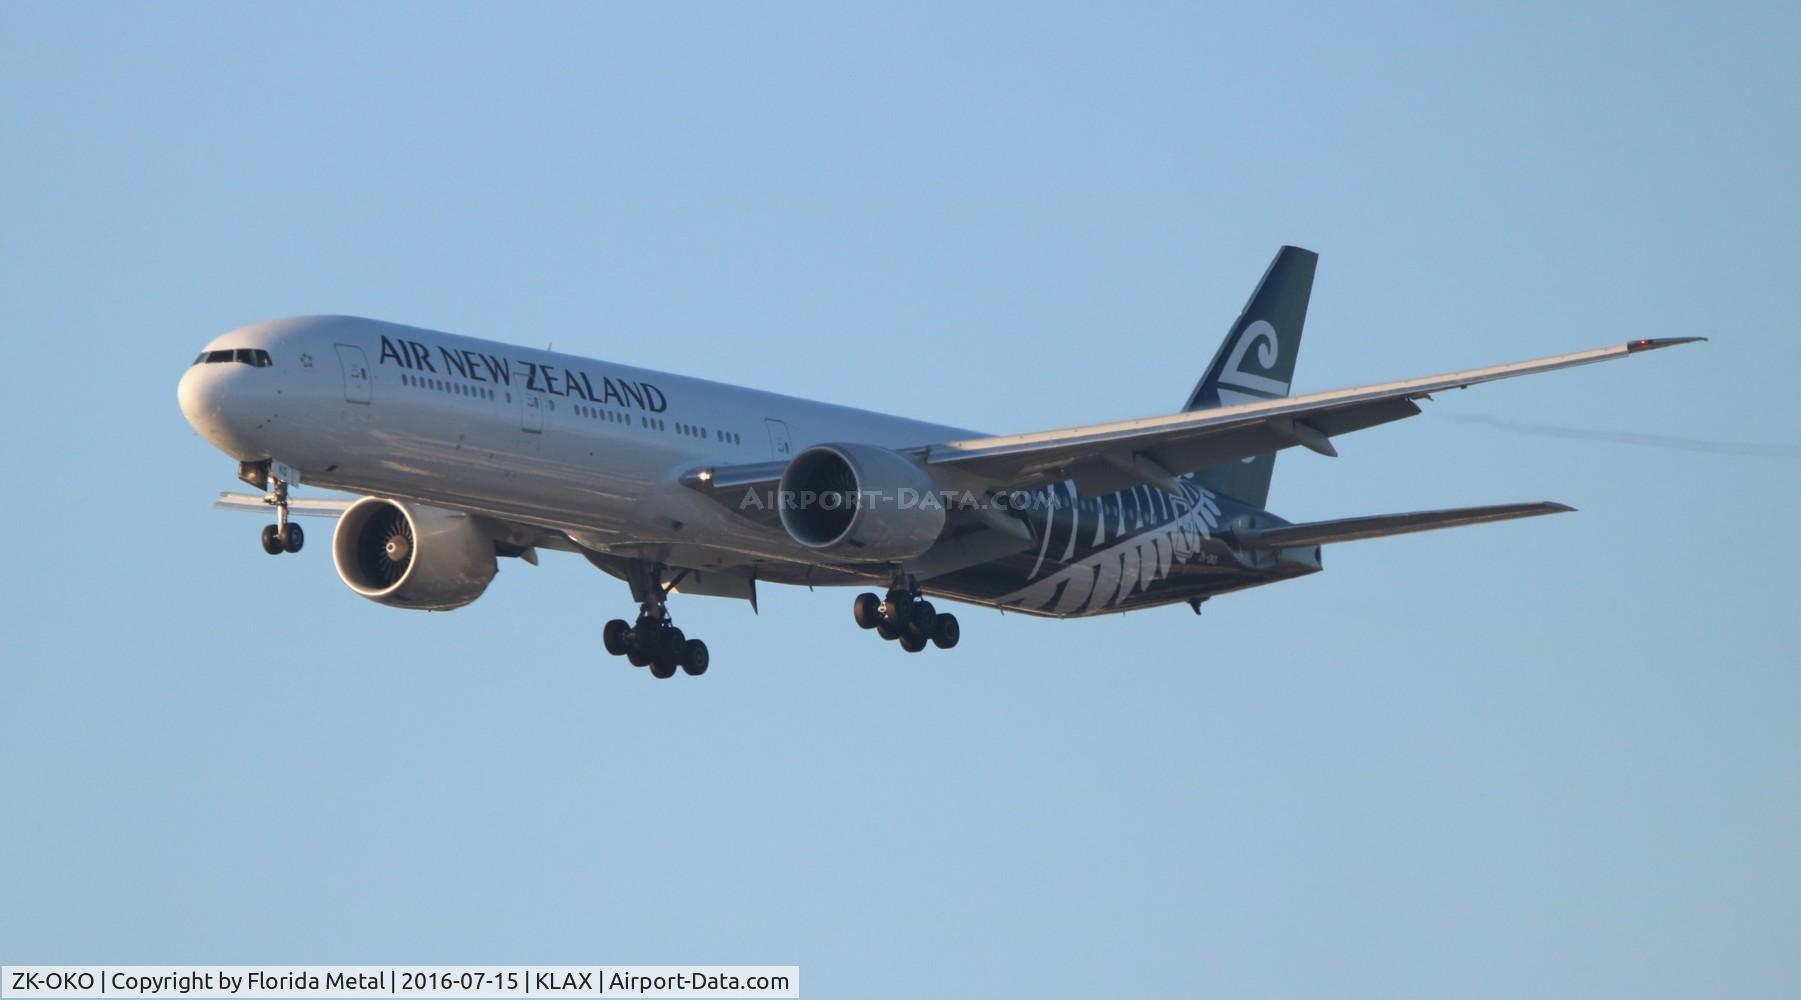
778 443 946 562
331 497 497 610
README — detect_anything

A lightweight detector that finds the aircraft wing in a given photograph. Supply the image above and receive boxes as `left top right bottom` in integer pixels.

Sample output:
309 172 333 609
214 492 354 517
1226 501 1574 549
212 491 577 564
921 337 1702 495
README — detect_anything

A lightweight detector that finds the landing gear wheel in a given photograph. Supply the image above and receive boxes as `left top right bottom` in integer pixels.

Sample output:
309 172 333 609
899 631 928 653
625 635 652 667
932 613 960 650
853 592 882 630
603 619 631 656
611 564 714 679
876 619 901 641
260 524 283 555
911 600 937 631
680 639 710 676
281 522 305 553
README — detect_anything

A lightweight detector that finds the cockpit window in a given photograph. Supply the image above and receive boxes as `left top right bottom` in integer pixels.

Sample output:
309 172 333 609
191 349 273 367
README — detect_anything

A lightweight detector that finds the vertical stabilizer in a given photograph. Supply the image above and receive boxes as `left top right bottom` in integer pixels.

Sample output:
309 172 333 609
1181 246 1317 507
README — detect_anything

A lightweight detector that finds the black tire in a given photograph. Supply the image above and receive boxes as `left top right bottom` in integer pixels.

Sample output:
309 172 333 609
911 600 937 630
649 653 678 679
625 631 652 667
261 524 283 555
876 619 900 641
665 627 685 657
932 613 960 650
899 631 928 653
282 522 305 553
681 639 710 676
603 619 630 656
853 592 882 629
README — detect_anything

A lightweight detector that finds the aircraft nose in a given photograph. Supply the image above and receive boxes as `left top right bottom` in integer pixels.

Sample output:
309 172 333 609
177 362 219 425
178 357 259 459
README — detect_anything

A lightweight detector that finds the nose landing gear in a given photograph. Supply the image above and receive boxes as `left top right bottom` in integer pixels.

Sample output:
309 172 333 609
854 581 959 652
257 475 304 555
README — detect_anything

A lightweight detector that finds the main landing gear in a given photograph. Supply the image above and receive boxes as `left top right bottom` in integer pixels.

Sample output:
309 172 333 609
603 605 709 679
258 477 304 555
854 583 959 653
601 564 709 680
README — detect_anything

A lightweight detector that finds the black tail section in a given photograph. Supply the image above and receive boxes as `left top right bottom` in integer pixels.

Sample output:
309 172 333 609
1182 245 1317 508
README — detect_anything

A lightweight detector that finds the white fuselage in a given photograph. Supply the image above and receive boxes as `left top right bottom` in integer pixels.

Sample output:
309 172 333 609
178 315 978 584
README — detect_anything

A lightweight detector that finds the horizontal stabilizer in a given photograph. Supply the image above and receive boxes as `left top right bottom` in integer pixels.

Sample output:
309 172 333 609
1228 501 1574 549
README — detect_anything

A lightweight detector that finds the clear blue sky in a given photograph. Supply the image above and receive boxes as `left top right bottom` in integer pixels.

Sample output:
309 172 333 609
2 4 1796 997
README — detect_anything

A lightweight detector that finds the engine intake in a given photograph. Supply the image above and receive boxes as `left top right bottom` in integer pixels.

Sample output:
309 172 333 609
331 497 497 610
778 443 946 562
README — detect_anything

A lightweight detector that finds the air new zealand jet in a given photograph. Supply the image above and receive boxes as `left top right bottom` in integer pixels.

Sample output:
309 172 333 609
178 246 1699 678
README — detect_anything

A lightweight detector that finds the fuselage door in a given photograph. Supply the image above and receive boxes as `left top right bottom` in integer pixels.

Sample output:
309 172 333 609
765 418 792 460
521 391 545 433
334 344 372 404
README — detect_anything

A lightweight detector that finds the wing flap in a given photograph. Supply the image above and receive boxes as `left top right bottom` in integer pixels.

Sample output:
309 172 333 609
1229 501 1575 549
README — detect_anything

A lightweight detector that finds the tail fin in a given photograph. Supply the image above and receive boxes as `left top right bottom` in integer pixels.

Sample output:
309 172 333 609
1182 245 1318 507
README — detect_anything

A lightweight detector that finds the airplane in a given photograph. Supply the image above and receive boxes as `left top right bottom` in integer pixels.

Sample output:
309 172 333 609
177 246 1699 679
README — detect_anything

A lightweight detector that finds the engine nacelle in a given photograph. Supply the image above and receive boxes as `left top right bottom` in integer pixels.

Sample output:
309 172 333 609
331 497 497 610
778 443 946 562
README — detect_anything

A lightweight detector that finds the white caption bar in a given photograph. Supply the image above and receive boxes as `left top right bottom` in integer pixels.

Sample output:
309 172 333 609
1 968 798 999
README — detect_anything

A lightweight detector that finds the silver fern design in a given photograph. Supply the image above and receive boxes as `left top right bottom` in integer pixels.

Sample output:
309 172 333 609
1000 478 1223 616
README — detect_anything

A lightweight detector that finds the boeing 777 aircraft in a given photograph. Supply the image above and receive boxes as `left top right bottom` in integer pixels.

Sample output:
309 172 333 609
178 247 1698 678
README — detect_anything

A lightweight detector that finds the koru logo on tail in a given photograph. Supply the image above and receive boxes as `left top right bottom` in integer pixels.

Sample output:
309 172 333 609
1219 320 1288 397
